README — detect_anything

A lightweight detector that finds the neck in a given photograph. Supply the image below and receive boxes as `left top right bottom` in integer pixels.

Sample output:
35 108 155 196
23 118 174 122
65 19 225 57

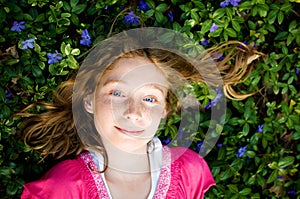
103 141 150 174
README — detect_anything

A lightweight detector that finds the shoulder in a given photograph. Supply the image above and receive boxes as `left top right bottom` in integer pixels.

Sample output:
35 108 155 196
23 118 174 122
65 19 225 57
21 153 94 199
168 146 208 167
43 156 85 179
165 146 215 198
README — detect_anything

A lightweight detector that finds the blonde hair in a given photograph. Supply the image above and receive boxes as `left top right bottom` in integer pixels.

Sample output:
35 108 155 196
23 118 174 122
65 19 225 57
18 40 263 169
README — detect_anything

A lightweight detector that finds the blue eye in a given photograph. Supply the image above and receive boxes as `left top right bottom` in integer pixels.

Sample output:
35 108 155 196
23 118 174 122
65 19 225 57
112 91 122 97
144 97 156 103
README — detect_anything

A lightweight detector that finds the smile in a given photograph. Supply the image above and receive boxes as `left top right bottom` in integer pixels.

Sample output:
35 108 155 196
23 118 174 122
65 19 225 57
114 126 144 135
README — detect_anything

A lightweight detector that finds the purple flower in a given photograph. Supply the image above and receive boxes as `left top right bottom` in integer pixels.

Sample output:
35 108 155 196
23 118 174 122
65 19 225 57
196 140 205 153
205 88 223 110
220 0 230 8
123 11 139 25
5 90 12 103
200 38 209 46
210 23 219 33
47 50 62 64
230 0 241 6
288 189 296 197
138 0 150 11
80 29 92 46
104 5 108 10
168 10 174 22
236 146 247 157
217 143 223 148
178 129 185 139
161 137 171 145
211 52 224 61
257 124 264 133
11 21 25 32
220 0 241 7
295 68 299 75
21 38 35 50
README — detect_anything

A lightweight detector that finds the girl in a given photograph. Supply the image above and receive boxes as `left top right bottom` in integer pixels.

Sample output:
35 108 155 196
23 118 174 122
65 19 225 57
19 28 262 198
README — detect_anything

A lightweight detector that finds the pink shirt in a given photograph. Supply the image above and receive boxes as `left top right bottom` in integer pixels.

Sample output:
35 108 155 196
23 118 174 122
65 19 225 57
21 147 215 199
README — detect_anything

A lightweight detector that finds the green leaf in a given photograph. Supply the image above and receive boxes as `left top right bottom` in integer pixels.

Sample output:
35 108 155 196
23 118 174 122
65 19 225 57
252 5 258 16
225 7 233 19
172 22 182 32
60 42 66 56
267 10 277 24
227 184 238 193
274 31 288 40
0 8 6 24
158 32 175 43
248 20 256 30
239 1 253 10
32 65 42 77
200 19 212 34
266 24 276 33
246 151 256 158
286 33 295 46
277 11 284 25
280 3 292 12
156 3 168 12
62 1 71 12
232 20 241 32
155 11 165 24
61 13 71 18
242 123 250 136
70 0 79 8
256 174 265 187
225 28 237 38
266 170 278 183
288 20 297 32
67 56 79 69
72 4 87 14
38 61 45 70
296 35 300 46
64 43 72 56
57 18 70 26
220 169 234 180
71 13 79 26
71 48 80 56
146 0 155 9
35 13 45 22
251 193 260 199
145 9 154 17
278 156 294 168
0 87 5 102
239 188 251 195
291 131 300 140
213 8 225 19
260 4 269 17
191 9 199 22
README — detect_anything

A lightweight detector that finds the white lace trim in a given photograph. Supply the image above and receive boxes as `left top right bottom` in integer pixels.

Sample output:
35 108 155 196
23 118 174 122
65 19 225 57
79 138 171 198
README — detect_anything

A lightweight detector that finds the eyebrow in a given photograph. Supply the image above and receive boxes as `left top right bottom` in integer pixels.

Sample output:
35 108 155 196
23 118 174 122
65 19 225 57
103 80 167 95
103 80 125 87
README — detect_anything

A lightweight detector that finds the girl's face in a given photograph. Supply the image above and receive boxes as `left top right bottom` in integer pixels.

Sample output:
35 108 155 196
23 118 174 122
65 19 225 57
85 57 168 153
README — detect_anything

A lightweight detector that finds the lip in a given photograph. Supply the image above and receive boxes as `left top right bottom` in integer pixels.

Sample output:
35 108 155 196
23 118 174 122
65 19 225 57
114 126 144 135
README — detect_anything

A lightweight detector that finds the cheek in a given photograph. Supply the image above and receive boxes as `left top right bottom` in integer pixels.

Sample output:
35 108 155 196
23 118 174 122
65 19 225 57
148 105 165 122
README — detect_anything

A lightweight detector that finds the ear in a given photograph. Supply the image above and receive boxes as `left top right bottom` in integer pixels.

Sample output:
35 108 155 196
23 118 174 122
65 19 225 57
84 94 94 114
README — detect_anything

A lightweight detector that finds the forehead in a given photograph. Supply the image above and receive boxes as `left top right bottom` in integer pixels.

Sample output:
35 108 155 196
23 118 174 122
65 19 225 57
99 57 168 90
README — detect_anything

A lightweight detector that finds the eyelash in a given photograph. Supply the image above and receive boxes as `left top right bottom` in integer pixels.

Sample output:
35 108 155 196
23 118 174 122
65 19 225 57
111 90 123 97
143 96 156 103
110 91 158 103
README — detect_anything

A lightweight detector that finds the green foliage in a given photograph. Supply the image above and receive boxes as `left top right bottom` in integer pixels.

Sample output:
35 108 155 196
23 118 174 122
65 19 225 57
0 0 299 198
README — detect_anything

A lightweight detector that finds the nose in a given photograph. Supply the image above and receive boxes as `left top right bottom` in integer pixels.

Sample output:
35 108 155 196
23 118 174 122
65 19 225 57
123 99 142 121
